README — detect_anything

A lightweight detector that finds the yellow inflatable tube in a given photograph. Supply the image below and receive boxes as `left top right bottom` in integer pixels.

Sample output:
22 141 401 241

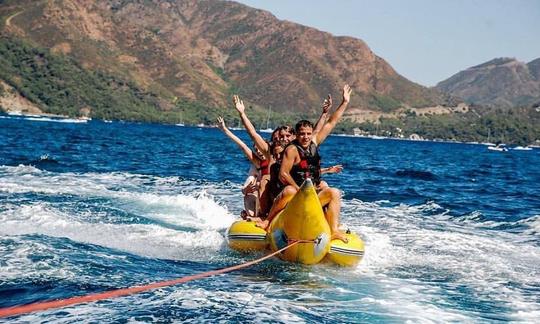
227 179 364 266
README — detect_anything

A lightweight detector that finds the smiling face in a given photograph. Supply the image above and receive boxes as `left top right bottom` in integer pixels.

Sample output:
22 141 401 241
253 146 265 160
271 130 280 143
279 128 294 145
272 143 284 158
296 125 313 148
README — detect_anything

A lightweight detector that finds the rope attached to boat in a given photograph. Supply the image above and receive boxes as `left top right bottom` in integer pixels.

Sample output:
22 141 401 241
0 239 315 319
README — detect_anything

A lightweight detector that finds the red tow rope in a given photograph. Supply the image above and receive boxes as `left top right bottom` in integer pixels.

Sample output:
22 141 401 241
0 240 310 318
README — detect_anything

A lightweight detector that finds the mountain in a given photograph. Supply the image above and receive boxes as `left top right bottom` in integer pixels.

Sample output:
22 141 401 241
436 57 540 108
0 0 453 122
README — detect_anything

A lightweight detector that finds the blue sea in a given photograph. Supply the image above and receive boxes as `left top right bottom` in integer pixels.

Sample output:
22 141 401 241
1 115 539 323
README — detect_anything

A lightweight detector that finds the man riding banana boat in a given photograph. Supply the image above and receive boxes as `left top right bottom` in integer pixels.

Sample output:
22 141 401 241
257 85 353 243
226 85 364 266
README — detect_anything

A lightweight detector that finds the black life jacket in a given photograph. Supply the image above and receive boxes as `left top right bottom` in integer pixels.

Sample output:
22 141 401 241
267 144 285 197
290 140 321 186
267 160 284 200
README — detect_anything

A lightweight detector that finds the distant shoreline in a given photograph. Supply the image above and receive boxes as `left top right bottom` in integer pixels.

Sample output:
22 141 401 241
2 110 538 149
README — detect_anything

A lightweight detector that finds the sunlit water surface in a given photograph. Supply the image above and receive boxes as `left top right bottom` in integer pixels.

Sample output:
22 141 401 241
1 116 539 322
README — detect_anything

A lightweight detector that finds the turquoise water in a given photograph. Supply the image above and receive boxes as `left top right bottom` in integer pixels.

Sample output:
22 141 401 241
1 115 539 322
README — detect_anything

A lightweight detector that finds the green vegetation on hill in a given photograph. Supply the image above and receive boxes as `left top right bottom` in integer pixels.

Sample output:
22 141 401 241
0 36 302 126
0 36 537 144
355 107 540 145
0 36 162 120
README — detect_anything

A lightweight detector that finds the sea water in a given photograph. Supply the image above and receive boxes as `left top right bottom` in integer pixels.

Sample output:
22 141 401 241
0 116 539 322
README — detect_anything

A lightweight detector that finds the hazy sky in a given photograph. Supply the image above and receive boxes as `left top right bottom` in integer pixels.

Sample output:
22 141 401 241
234 0 540 87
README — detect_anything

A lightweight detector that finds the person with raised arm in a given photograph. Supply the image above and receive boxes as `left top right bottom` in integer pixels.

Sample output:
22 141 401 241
231 95 295 217
230 94 337 218
257 84 353 243
313 94 332 135
216 116 268 219
232 95 277 158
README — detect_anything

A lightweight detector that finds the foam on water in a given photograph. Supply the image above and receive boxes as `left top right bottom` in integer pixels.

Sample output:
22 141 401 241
10 284 309 323
520 215 540 237
0 237 76 283
0 203 226 261
341 199 540 321
0 165 239 265
1 164 539 321
0 165 236 231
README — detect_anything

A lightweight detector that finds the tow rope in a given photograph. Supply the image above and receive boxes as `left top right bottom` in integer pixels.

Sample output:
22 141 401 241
0 239 313 318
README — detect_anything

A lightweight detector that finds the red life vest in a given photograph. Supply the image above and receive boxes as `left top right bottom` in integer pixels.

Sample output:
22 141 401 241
258 159 270 176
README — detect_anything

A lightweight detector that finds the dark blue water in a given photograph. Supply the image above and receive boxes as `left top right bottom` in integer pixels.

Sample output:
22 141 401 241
1 115 539 322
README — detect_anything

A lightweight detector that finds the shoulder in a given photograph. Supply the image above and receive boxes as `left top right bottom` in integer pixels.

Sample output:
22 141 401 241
284 144 299 158
285 144 298 153
253 156 263 166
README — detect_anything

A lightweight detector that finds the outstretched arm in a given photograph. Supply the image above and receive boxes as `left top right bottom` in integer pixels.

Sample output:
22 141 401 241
321 164 343 175
314 85 352 145
217 116 258 165
313 94 332 136
232 95 270 156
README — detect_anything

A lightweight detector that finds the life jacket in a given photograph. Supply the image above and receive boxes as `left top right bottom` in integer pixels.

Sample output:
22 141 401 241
257 159 270 176
267 160 284 199
290 140 321 186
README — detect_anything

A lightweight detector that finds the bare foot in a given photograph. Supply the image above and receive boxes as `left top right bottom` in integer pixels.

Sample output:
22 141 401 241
255 219 269 230
331 231 349 243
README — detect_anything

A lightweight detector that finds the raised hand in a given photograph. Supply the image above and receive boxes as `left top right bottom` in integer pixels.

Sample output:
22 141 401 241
233 95 245 114
217 116 226 130
322 94 332 114
342 84 352 103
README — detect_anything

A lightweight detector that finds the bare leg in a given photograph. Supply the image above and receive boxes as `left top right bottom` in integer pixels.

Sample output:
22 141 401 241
317 180 329 191
318 187 348 243
256 185 297 229
258 178 271 218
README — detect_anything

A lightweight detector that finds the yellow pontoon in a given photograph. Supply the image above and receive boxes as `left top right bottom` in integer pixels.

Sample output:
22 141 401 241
227 179 364 266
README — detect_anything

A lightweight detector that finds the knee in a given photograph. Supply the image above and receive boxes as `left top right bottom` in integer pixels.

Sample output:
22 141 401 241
283 186 298 197
275 186 297 202
318 180 329 189
329 187 340 199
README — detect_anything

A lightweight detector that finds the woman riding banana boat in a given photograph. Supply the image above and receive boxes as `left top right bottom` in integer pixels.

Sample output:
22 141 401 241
220 85 364 266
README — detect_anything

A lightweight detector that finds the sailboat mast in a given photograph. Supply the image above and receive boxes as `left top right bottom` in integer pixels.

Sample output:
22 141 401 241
266 106 271 129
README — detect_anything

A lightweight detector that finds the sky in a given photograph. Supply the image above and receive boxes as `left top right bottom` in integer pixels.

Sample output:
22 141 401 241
234 0 540 87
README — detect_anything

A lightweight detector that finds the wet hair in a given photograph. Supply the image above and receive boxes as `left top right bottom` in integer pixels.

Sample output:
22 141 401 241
295 120 314 132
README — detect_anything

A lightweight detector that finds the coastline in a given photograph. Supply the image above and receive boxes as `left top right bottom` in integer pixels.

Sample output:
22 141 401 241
2 108 537 148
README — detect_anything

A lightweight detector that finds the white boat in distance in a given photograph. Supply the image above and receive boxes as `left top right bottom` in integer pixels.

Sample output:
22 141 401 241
488 145 508 152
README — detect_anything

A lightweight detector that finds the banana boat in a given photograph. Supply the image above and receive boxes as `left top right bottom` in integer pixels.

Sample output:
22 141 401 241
227 179 364 266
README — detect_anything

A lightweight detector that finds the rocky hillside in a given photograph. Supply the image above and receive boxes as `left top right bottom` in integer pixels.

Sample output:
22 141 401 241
0 0 453 120
436 58 540 108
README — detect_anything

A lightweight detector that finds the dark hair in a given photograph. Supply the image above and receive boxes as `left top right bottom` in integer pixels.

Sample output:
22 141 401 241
279 125 295 135
270 128 281 141
295 120 313 132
